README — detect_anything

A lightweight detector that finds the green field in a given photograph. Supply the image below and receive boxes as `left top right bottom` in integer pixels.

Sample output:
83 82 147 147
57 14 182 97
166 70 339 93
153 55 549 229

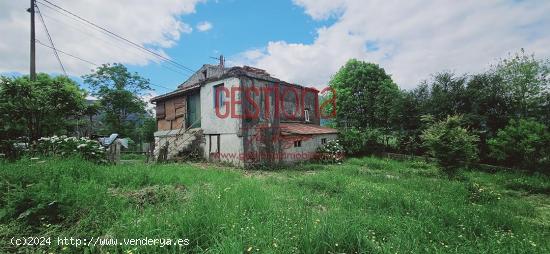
1 157 549 253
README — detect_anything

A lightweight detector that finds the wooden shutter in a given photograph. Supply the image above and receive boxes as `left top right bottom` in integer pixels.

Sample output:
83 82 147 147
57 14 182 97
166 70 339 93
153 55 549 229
155 102 165 119
165 100 176 121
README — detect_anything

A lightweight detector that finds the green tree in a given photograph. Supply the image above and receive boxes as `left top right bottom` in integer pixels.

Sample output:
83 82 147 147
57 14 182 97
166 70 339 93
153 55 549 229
330 59 401 130
83 63 151 139
492 49 549 119
83 102 101 136
488 119 549 171
421 115 479 176
140 116 157 143
0 74 86 140
421 72 470 120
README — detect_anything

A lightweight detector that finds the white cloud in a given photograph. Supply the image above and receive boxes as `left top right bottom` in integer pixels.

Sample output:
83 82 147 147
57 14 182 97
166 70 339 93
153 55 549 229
141 91 159 113
235 0 550 89
196 21 213 32
0 0 204 76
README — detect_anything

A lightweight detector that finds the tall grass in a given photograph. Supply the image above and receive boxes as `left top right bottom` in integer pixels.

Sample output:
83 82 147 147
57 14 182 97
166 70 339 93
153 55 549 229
1 157 548 253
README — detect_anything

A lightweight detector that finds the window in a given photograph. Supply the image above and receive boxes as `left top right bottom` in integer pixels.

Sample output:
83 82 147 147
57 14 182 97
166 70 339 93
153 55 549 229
187 93 201 128
321 138 327 145
213 84 225 109
294 140 302 148
202 70 208 79
304 109 310 122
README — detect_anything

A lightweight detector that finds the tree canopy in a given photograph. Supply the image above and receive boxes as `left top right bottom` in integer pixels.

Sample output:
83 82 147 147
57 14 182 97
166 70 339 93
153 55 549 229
83 63 151 139
0 73 86 140
329 59 401 130
333 50 549 172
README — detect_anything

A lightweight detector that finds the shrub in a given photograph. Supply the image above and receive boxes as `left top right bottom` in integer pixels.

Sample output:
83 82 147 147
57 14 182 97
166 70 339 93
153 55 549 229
339 128 385 155
396 133 424 155
316 140 344 164
488 119 549 171
0 138 28 161
35 136 106 163
421 115 479 176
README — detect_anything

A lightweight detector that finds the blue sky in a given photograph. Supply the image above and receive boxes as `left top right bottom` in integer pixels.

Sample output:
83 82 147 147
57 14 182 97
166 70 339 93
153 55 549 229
128 0 335 93
1 0 549 93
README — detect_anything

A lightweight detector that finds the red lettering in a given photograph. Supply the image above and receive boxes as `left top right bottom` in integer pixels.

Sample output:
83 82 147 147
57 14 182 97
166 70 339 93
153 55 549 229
215 86 230 119
261 86 272 118
231 86 242 119
281 86 299 120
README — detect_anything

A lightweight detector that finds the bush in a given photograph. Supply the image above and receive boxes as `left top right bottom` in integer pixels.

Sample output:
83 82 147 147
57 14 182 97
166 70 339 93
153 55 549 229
396 133 424 155
0 138 28 161
339 128 385 155
488 119 549 171
35 136 106 163
421 115 479 176
316 140 344 164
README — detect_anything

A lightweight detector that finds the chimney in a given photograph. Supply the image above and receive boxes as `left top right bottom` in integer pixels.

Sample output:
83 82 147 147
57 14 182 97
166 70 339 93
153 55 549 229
219 55 225 69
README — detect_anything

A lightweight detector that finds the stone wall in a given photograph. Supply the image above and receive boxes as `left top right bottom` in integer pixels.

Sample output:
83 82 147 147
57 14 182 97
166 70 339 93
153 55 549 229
153 129 202 160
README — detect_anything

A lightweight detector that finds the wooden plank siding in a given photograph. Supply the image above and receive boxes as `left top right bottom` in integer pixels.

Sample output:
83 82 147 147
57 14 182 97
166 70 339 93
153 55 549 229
156 96 187 131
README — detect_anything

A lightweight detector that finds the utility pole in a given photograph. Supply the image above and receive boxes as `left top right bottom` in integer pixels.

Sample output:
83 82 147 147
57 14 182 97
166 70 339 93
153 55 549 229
29 0 36 81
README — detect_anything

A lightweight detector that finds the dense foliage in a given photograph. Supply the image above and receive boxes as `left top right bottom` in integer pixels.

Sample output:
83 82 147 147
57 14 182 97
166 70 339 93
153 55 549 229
83 63 151 141
35 135 106 163
332 51 549 172
0 74 86 141
488 119 549 171
421 115 480 176
316 139 344 163
330 59 401 130
339 127 385 155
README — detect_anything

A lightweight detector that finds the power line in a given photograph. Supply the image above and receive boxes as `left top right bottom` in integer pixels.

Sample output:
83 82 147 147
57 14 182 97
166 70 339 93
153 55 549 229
35 40 173 92
32 0 176 92
38 10 191 77
35 3 67 76
36 39 98 66
37 0 196 74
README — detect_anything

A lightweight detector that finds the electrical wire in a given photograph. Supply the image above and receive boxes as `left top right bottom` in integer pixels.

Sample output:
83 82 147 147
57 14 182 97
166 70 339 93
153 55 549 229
35 3 67 76
38 11 191 77
35 39 98 66
35 40 173 92
37 0 196 74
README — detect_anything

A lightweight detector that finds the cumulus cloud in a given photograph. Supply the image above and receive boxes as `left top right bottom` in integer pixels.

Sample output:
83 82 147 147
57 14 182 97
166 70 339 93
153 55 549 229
235 0 550 89
0 0 204 76
196 21 213 32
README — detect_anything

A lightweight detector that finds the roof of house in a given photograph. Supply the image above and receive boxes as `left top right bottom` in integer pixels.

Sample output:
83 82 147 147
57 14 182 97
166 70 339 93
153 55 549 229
279 123 338 136
151 64 318 103
150 83 201 102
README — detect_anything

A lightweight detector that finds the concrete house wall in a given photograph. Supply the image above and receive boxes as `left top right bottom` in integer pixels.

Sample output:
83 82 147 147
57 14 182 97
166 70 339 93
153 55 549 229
200 77 244 166
239 76 326 166
280 133 338 164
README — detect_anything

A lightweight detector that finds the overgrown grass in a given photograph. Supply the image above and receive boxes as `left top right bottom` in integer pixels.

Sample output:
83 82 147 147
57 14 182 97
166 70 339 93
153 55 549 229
1 157 548 253
120 153 147 161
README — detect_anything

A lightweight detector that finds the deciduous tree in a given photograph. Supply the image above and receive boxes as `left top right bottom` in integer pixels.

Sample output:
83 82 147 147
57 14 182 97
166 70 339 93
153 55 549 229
83 63 151 139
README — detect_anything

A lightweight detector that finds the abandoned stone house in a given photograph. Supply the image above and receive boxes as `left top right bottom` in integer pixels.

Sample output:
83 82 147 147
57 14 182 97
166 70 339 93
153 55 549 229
150 63 338 166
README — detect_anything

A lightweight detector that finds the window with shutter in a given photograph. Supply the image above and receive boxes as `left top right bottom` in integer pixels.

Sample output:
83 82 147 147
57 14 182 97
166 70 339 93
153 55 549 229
155 102 165 119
